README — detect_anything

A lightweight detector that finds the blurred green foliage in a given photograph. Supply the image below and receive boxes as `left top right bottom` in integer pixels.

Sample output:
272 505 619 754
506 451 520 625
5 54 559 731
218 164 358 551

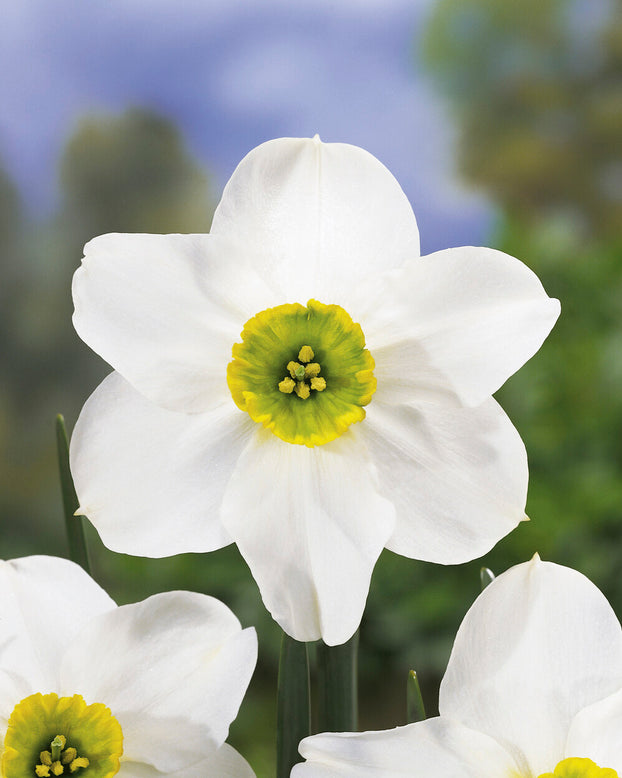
1 1 622 770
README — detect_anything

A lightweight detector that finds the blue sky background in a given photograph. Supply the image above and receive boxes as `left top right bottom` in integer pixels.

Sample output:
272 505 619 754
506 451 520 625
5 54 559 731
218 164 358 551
0 0 493 254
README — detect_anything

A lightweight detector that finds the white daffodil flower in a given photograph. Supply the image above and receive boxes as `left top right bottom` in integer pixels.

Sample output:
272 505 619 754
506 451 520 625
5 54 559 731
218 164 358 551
0 556 257 778
70 136 560 645
293 556 622 778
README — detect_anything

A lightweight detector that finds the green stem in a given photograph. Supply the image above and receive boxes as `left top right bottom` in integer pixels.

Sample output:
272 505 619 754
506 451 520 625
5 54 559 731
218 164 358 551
316 631 358 733
55 414 91 574
406 669 426 723
276 632 310 778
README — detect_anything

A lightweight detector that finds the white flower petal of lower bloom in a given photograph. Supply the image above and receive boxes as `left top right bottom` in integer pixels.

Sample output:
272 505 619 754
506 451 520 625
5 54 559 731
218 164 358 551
566 686 622 772
59 591 257 773
210 137 421 304
119 743 255 778
293 718 518 777
440 557 622 776
70 372 256 556
73 232 279 414
221 428 395 645
0 556 115 692
357 246 560 408
361 398 527 564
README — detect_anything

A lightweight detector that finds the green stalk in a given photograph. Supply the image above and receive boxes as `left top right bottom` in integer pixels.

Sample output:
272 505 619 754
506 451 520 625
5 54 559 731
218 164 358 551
55 414 91 574
316 631 358 733
276 632 310 778
406 669 426 723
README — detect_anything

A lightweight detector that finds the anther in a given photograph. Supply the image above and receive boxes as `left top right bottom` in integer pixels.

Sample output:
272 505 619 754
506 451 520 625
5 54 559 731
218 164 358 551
304 363 321 378
35 766 51 777
40 752 53 766
294 382 310 399
278 377 295 394
62 749 77 765
69 758 90 773
310 377 326 392
51 762 64 776
298 345 314 363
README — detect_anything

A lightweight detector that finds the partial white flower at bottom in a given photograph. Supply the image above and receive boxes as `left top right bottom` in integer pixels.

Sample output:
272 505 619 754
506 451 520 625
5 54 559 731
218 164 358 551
0 556 257 778
293 556 622 778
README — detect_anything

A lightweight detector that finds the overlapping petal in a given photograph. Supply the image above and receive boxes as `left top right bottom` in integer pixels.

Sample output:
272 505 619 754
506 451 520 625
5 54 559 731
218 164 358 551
0 557 115 692
60 591 257 771
210 137 421 305
73 233 280 414
440 557 622 776
355 246 560 407
566 688 622 773
70 372 255 557
120 744 255 778
220 428 395 644
294 718 517 777
360 398 527 564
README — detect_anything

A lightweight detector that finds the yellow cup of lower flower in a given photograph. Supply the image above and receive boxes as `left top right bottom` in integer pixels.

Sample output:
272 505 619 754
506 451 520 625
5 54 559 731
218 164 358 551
2 693 123 778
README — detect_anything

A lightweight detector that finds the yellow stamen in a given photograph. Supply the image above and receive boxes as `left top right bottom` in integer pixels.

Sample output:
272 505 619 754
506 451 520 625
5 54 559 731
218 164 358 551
61 749 77 765
310 376 326 392
304 362 321 378
35 766 50 777
51 762 64 776
40 752 52 766
69 758 90 773
278 377 295 394
294 382 310 399
298 345 314 362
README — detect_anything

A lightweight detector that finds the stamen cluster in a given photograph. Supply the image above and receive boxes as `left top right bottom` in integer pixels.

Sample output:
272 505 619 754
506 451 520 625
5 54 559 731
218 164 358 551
278 345 327 400
35 735 89 777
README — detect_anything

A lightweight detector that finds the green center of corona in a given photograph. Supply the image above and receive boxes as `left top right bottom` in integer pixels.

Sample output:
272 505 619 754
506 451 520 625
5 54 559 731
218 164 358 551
227 299 376 447
2 693 123 778
537 758 618 778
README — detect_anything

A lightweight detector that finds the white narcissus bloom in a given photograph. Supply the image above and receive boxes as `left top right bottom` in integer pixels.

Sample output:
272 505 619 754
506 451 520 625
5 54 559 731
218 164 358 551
0 556 257 778
293 556 622 778
70 136 560 645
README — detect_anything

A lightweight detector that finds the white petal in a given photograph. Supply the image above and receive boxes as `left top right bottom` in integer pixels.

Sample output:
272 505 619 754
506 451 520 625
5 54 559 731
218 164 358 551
361 399 527 564
210 137 420 304
119 744 255 778
0 556 115 692
221 429 395 645
293 718 518 777
440 557 622 776
358 246 560 407
73 232 278 414
566 686 622 772
59 591 257 772
70 372 254 556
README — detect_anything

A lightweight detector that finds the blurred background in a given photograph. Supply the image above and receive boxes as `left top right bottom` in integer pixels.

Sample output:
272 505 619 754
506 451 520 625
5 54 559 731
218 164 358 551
1 0 621 774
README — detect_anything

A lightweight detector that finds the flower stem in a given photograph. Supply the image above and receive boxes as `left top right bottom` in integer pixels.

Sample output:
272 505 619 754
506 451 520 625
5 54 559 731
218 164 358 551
55 414 91 574
276 632 310 778
316 631 358 733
